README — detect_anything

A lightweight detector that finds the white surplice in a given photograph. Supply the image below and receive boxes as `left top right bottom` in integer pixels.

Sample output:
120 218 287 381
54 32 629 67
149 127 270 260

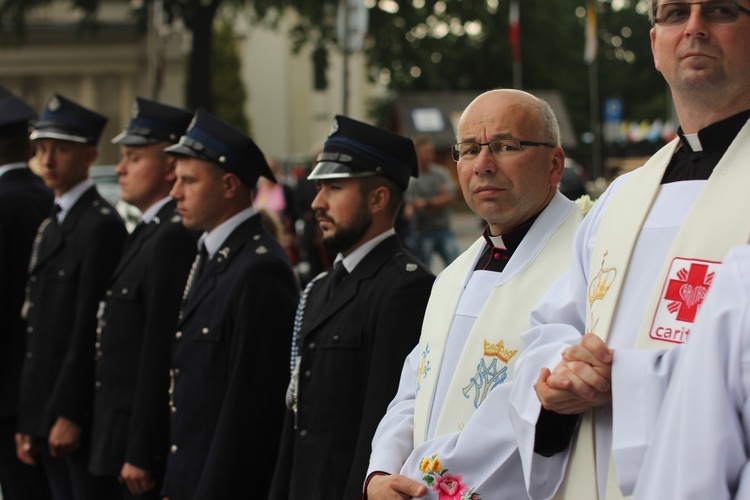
367 192 581 499
634 244 750 500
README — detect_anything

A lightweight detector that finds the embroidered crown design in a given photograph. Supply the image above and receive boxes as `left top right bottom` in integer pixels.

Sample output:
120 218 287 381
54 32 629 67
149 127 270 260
483 339 517 363
587 250 617 307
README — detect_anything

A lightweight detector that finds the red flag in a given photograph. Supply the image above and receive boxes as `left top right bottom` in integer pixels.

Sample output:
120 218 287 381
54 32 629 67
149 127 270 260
509 0 520 62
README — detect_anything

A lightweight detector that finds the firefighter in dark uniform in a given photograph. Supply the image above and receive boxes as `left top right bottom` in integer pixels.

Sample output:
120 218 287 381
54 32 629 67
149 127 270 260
0 86 53 499
268 115 435 500
161 109 299 500
16 93 127 500
88 98 198 499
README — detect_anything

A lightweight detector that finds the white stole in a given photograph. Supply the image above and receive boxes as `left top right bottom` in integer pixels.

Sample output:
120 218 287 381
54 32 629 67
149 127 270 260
558 120 750 499
413 194 582 446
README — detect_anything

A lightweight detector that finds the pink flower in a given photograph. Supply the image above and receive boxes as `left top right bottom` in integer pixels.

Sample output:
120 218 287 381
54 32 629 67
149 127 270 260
432 472 468 500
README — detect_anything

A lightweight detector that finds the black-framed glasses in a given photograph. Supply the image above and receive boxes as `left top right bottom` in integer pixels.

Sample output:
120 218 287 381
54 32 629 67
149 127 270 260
451 139 555 162
653 0 750 26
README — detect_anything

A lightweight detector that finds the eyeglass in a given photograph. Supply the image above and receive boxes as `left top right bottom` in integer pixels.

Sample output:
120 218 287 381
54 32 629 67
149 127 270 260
451 139 555 162
653 0 750 26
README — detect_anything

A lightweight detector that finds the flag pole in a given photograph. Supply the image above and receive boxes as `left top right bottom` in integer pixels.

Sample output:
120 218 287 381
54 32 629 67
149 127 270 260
584 1 602 179
509 0 522 89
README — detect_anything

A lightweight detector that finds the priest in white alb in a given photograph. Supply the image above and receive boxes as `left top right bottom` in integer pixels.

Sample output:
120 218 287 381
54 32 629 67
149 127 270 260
508 1 750 498
365 89 583 499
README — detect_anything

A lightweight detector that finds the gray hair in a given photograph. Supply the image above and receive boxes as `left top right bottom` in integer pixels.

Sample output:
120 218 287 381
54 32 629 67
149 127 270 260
534 97 561 147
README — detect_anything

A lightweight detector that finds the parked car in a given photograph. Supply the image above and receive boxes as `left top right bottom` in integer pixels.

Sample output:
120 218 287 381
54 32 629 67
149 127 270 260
559 158 590 201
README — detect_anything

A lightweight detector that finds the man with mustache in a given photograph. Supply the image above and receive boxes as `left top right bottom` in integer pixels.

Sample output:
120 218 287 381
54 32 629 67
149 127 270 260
366 89 582 500
268 115 434 500
509 0 750 498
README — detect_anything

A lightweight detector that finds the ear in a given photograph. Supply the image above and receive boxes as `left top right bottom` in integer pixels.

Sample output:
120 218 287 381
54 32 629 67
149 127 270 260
650 28 660 71
222 172 241 200
548 147 566 186
369 185 390 215
85 145 99 165
164 155 177 183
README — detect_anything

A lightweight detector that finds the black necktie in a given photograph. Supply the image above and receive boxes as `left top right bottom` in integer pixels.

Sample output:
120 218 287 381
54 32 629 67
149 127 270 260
51 203 61 224
329 260 348 298
195 244 209 279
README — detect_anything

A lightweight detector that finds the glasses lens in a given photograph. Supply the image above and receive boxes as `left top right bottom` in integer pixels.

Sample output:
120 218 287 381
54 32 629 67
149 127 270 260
454 142 480 161
655 1 738 25
702 1 739 22
489 139 522 155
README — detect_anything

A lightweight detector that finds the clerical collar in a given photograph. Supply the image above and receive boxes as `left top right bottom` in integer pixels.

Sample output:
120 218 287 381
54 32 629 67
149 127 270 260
676 109 750 154
662 109 750 184
474 212 540 272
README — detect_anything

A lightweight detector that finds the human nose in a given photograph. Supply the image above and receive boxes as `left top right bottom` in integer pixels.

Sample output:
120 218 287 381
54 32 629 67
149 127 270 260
169 180 182 200
311 189 326 211
37 149 52 168
473 145 499 175
114 158 126 175
684 4 709 36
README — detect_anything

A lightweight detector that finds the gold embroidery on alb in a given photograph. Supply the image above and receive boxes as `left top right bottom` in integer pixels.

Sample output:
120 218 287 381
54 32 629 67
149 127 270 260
587 250 617 335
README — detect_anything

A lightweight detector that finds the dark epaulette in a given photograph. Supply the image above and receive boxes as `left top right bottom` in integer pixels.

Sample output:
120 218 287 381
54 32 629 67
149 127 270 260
390 250 426 276
90 198 119 218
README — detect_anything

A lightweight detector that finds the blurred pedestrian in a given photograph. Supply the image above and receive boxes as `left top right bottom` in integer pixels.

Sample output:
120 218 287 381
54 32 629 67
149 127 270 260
17 94 127 500
88 97 197 499
407 135 460 269
162 109 298 499
0 86 53 500
253 157 303 265
268 115 435 500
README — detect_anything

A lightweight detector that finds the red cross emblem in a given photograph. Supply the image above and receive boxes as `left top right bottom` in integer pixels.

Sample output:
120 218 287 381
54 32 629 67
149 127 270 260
663 262 714 322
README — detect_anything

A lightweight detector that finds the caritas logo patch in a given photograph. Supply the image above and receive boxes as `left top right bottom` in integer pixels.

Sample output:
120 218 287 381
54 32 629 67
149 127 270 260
648 257 721 345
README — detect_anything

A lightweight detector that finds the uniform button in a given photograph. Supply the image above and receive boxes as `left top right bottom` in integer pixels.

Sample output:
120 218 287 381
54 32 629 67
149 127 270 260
299 430 308 439
95 342 101 349
332 335 340 343
58 270 65 277
95 381 101 389
202 327 209 335
175 331 183 339
96 327 102 334
174 368 180 377
493 251 501 260
26 326 33 334
26 352 32 359
170 444 178 454
170 406 177 414
106 290 112 297
121 288 128 294
30 276 37 282
309 342 316 351
304 370 311 379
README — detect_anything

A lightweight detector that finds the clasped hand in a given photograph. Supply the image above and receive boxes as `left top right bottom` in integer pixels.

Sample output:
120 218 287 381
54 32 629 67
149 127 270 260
534 333 613 414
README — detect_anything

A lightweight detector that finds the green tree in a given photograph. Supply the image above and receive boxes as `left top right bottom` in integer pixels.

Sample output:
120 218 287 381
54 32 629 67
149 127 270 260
212 17 250 133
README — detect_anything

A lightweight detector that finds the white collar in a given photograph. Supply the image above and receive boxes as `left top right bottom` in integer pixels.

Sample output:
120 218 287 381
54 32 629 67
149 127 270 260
335 228 396 273
0 162 28 179
55 178 95 223
198 206 257 259
139 196 172 224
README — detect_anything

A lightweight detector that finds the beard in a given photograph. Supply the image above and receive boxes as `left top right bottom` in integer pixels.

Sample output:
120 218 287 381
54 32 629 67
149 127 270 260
318 202 372 255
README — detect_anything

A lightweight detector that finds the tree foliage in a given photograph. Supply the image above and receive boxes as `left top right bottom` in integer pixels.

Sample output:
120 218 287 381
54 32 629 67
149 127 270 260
285 0 669 164
212 18 250 134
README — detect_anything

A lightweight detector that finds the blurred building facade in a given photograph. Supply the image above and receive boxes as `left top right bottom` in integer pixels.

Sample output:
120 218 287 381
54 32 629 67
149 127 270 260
0 0 385 166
